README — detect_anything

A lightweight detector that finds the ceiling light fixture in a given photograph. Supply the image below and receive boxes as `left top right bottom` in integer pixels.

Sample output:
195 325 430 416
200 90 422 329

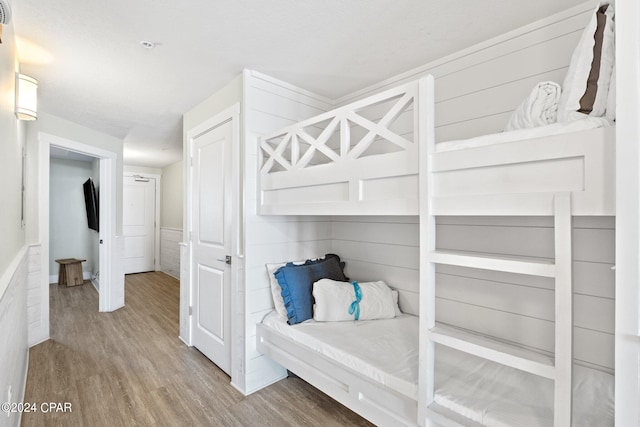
140 40 156 49
15 73 38 121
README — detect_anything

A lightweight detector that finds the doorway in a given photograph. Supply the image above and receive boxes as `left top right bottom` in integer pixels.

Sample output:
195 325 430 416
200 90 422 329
184 103 240 376
49 147 101 288
36 132 123 342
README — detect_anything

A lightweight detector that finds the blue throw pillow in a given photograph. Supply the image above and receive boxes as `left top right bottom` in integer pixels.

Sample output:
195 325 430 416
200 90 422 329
274 254 348 325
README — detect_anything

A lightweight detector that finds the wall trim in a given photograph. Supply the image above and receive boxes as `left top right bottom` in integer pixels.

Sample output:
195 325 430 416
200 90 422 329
48 271 93 284
0 246 28 301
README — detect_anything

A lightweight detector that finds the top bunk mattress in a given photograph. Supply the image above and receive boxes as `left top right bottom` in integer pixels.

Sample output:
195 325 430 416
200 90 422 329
436 117 612 153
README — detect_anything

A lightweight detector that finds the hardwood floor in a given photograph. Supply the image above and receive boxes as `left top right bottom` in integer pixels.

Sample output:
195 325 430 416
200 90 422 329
22 272 374 427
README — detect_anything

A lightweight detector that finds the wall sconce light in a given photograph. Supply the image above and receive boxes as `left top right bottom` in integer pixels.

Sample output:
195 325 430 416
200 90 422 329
15 73 38 120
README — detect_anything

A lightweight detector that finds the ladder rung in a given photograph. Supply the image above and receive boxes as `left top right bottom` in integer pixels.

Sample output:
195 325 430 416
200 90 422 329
428 250 556 277
428 324 556 379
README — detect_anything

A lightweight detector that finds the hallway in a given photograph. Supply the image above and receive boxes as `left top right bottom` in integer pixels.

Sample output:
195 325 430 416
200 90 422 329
22 272 372 426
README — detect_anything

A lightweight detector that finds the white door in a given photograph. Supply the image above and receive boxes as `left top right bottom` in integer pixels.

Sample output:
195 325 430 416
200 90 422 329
191 119 233 375
123 175 156 274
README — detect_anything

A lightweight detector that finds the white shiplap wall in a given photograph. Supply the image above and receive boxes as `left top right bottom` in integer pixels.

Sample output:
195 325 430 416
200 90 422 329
337 3 595 143
27 244 47 346
159 228 181 279
328 1 614 371
0 246 30 427
242 71 335 393
436 216 614 370
331 216 420 316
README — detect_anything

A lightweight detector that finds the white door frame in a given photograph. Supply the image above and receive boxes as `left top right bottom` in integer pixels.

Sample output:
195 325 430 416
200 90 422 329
182 103 241 355
38 132 122 318
123 172 161 272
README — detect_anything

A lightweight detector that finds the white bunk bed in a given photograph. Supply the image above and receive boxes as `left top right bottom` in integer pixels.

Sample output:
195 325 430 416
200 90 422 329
419 71 615 426
256 73 615 426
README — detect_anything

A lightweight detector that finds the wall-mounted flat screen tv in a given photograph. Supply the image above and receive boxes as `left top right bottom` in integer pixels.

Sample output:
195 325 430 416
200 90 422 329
83 178 99 232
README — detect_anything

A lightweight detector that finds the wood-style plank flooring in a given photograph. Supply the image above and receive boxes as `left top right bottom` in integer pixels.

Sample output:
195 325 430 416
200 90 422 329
22 272 373 427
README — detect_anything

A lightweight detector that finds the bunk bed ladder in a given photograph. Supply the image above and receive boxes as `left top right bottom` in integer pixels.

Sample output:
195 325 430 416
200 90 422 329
420 191 573 427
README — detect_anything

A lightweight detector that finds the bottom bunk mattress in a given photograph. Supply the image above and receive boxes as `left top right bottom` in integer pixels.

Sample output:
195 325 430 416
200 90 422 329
434 346 614 427
262 311 419 399
261 312 614 427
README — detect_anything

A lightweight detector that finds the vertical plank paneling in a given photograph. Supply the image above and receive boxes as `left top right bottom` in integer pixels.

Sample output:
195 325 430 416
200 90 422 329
160 228 182 279
244 72 334 394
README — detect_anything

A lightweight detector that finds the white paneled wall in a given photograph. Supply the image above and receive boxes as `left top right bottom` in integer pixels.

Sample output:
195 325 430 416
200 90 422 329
242 71 334 393
436 216 615 371
331 216 420 316
330 215 614 372
337 3 595 144
0 247 29 427
160 228 181 279
26 244 47 346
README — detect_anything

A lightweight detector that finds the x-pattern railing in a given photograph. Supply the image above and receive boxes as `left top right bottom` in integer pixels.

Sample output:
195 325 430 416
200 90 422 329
260 81 418 174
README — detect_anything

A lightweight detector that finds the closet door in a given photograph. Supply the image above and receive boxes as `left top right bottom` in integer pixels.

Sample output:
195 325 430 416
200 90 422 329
190 119 233 375
122 175 156 274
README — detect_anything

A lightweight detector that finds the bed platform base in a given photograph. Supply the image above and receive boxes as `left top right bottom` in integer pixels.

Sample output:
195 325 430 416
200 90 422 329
256 323 418 427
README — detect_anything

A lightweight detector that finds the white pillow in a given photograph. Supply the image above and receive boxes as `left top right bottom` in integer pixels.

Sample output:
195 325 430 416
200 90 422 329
266 263 287 318
313 279 396 322
266 260 307 319
557 2 615 122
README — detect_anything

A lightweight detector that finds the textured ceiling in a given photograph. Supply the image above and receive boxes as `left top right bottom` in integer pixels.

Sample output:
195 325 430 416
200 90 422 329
12 0 586 168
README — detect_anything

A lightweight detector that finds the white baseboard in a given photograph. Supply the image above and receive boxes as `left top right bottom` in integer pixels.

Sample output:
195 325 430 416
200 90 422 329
91 278 99 292
49 271 93 284
161 268 180 280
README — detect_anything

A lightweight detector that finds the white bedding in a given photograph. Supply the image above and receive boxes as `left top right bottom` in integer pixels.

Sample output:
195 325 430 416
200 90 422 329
263 311 419 399
435 346 614 427
262 313 614 427
436 117 611 153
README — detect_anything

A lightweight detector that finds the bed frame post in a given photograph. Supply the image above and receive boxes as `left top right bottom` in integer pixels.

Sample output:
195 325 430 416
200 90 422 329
553 192 573 427
418 75 436 426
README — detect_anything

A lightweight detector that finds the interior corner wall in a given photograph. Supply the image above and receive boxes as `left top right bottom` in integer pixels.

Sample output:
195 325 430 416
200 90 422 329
49 158 96 279
0 21 30 427
159 160 183 279
160 160 183 229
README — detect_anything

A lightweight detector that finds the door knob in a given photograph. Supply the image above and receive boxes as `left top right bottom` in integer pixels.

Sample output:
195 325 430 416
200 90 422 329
216 255 232 265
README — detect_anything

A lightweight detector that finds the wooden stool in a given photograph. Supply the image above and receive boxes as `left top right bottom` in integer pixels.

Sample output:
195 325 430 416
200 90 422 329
55 258 86 287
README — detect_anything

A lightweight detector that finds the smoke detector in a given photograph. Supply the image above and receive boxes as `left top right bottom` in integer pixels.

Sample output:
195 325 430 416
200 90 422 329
0 0 12 25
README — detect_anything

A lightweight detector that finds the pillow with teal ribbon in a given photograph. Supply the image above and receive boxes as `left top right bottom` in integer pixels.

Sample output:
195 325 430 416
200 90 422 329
274 254 348 325
313 279 397 322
